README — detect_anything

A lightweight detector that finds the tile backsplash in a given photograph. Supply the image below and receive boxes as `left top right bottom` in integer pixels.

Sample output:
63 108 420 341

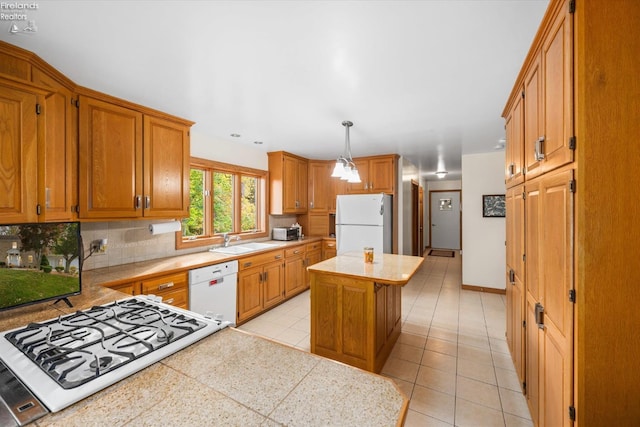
81 216 298 271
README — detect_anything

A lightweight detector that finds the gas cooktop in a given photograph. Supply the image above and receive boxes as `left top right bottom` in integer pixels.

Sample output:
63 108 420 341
0 297 229 425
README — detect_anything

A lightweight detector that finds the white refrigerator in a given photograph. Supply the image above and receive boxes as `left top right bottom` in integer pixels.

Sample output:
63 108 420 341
336 193 392 255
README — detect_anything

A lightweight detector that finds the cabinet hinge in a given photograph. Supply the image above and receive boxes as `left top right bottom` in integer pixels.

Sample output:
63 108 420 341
521 90 525 99
569 0 576 14
569 289 576 303
522 253 526 262
569 136 576 150
569 179 576 193
35 103 41 115
569 405 576 421
36 204 42 215
522 192 526 200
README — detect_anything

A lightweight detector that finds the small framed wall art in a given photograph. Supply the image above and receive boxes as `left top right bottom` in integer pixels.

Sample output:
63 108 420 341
482 194 506 217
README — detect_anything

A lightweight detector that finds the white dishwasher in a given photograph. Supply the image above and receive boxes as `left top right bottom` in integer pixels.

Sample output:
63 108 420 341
189 260 238 326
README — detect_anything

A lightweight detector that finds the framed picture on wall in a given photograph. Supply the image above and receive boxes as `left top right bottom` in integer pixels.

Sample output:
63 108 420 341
482 194 506 217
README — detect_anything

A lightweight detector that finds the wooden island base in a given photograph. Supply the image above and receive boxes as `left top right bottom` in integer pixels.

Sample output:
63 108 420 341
309 253 424 373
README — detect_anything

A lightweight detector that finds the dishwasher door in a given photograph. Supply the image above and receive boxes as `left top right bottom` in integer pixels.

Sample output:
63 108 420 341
189 260 238 325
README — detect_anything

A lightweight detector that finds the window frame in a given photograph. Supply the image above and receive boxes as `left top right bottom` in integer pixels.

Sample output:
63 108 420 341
176 157 269 250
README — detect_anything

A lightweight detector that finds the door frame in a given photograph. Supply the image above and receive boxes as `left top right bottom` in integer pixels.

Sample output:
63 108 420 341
428 189 462 249
411 180 420 256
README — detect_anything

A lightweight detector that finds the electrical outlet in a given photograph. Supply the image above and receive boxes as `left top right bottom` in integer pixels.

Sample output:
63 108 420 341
91 239 108 254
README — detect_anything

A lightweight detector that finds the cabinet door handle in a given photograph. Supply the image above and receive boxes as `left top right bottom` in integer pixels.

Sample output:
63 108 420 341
535 136 546 161
158 281 174 290
370 182 373 190
310 201 314 209
244 262 252 268
164 298 175 305
145 196 151 209
293 250 300 254
535 303 545 329
508 163 515 177
258 272 263 282
509 269 515 284
135 195 142 209
275 255 282 260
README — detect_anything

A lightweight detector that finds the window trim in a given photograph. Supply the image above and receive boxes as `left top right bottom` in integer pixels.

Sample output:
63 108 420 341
175 157 269 250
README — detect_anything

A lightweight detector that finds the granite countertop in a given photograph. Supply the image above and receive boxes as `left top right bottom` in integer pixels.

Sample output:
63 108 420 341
84 237 324 286
308 252 424 285
0 241 408 426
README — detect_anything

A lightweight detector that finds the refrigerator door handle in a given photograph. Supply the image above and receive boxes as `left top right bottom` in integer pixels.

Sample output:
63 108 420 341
380 201 384 216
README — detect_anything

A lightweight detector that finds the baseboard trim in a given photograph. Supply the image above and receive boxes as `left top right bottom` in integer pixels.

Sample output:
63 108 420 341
461 284 506 295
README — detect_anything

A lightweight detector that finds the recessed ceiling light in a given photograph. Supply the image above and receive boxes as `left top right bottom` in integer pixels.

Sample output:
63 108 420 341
254 141 263 145
230 133 241 138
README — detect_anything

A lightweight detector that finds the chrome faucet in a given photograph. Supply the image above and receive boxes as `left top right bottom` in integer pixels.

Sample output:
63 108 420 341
222 233 240 247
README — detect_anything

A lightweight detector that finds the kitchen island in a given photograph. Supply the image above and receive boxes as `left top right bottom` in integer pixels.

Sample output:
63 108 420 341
0 266 408 426
308 253 424 373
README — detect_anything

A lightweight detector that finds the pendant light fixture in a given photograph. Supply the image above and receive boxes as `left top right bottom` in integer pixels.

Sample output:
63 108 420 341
331 120 361 183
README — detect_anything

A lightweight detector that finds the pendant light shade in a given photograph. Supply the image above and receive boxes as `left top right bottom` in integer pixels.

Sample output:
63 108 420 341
331 120 361 183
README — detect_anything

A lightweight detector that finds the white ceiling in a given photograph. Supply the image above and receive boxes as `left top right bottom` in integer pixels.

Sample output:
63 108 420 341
1 0 548 181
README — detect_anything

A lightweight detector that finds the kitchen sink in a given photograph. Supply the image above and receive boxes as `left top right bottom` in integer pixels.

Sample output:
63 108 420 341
209 242 280 255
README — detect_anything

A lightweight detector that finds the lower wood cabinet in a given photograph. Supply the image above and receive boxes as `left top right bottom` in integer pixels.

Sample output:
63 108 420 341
310 272 402 373
284 245 307 297
322 239 336 260
101 271 189 309
237 250 285 323
304 241 322 286
140 272 189 308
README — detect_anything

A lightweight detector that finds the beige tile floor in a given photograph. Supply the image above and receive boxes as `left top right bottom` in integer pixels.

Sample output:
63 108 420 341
237 251 533 427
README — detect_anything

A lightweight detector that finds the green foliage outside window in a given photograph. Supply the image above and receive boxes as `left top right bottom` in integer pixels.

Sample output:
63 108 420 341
182 169 205 237
181 163 264 243
241 176 257 232
213 172 233 234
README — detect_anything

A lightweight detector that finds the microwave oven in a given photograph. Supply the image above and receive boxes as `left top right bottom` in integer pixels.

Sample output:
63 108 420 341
272 227 299 241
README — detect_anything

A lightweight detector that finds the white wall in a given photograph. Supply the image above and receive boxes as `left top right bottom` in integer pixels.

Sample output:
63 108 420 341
190 129 268 170
461 151 506 290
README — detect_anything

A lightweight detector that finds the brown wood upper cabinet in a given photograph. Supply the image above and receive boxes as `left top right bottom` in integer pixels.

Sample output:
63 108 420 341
308 161 331 213
346 155 397 194
0 42 78 223
0 80 42 223
78 94 191 219
504 2 574 184
504 89 524 188
268 151 308 214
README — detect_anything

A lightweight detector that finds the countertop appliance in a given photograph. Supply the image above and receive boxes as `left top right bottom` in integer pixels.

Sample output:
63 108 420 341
189 260 238 325
0 296 230 426
336 193 392 255
272 227 299 241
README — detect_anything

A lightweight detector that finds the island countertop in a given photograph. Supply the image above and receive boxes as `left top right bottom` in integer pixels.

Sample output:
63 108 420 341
307 252 424 285
0 257 408 426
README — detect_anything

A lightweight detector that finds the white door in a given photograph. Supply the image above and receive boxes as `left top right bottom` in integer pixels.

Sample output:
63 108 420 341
430 191 461 250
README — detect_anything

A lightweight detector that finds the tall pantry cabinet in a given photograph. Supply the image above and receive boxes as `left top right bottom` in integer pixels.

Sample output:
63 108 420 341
503 0 640 425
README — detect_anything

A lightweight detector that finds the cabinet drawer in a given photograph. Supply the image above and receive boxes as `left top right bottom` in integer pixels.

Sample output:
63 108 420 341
239 250 284 270
285 245 305 258
103 281 138 296
306 241 322 252
140 272 188 294
158 287 188 309
323 239 336 250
